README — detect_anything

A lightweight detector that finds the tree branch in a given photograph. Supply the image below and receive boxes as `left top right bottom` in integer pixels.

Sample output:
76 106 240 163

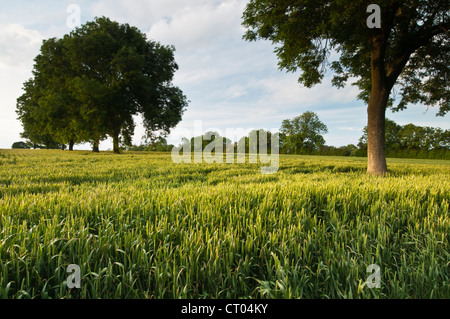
386 21 448 88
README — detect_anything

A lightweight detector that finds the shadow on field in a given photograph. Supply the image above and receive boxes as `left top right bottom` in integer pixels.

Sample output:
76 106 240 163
0 185 63 197
278 163 366 174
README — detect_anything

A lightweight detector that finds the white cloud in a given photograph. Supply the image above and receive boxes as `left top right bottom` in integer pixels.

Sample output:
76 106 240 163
89 0 199 27
338 126 364 132
0 24 45 147
0 24 43 69
173 39 276 87
147 0 245 51
88 0 247 44
253 75 360 108
224 85 247 99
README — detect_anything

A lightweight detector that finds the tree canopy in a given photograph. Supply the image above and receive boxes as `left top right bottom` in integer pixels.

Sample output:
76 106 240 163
280 111 328 154
17 17 188 153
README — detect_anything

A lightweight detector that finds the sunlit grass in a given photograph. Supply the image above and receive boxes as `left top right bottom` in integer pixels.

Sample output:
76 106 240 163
0 149 449 298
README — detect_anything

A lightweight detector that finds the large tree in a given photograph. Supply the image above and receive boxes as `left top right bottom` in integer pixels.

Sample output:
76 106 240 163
66 17 188 153
242 0 449 175
17 17 188 154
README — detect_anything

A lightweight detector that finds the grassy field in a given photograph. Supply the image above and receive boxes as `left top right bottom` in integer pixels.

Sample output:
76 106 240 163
0 149 449 299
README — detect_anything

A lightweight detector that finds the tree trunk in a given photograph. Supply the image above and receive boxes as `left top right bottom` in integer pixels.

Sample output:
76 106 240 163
367 35 390 176
367 90 389 176
93 140 100 153
113 134 120 154
69 139 74 151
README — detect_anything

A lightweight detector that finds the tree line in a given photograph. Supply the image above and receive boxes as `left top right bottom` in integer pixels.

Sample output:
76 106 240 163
14 109 448 160
16 17 188 153
137 111 447 159
356 119 450 159
279 114 449 159
282 115 449 159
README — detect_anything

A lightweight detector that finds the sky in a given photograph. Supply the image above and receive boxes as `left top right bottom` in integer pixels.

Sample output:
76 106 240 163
0 0 448 150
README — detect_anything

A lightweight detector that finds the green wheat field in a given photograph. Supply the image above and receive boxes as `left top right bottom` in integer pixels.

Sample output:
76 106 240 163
0 149 449 299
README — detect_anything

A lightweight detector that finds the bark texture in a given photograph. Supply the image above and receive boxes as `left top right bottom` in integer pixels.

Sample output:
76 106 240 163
92 140 100 153
367 34 390 176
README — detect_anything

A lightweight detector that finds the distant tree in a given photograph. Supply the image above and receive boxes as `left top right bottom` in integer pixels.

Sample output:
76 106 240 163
358 119 449 158
237 129 276 154
312 144 358 156
243 1 450 175
127 136 173 152
280 111 328 154
319 144 358 157
359 118 402 153
398 124 449 151
433 128 450 150
11 142 30 149
188 131 232 153
399 124 425 150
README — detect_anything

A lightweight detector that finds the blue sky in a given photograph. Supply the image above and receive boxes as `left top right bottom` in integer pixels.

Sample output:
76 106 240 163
1 0 448 150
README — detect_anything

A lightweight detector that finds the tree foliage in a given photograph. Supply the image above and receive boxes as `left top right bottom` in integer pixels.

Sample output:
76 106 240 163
182 131 233 154
242 0 449 114
11 142 30 149
16 17 188 153
125 137 173 152
237 129 278 154
358 118 450 159
280 111 328 154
